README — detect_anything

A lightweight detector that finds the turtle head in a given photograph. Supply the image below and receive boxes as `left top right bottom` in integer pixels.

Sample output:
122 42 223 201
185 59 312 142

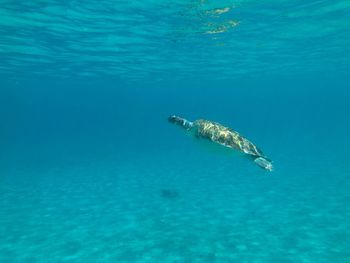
168 115 193 130
168 115 180 123
254 157 273 171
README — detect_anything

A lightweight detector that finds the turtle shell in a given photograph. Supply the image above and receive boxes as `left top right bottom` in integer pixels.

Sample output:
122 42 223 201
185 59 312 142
193 119 264 157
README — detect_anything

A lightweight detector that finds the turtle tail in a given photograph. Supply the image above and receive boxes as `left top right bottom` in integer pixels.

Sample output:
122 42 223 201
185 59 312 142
168 115 193 130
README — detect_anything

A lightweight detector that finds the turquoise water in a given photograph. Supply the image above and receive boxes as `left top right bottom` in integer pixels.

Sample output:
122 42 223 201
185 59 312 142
1 1 350 262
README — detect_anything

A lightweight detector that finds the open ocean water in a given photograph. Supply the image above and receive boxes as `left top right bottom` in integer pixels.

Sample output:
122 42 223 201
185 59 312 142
1 1 350 262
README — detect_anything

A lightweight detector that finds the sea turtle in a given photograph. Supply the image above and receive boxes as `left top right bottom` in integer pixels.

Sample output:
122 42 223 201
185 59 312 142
168 115 273 171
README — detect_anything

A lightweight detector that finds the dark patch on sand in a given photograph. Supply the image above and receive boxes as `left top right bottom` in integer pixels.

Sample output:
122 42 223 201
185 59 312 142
160 189 179 199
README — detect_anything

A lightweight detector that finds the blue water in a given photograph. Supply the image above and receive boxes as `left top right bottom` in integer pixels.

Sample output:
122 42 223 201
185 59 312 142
1 1 350 262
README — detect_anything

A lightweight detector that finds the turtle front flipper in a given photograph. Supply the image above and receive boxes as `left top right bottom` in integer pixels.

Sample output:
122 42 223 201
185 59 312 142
254 157 273 171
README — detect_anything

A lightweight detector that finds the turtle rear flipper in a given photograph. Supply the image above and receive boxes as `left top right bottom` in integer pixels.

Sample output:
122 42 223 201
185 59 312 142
254 157 273 171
